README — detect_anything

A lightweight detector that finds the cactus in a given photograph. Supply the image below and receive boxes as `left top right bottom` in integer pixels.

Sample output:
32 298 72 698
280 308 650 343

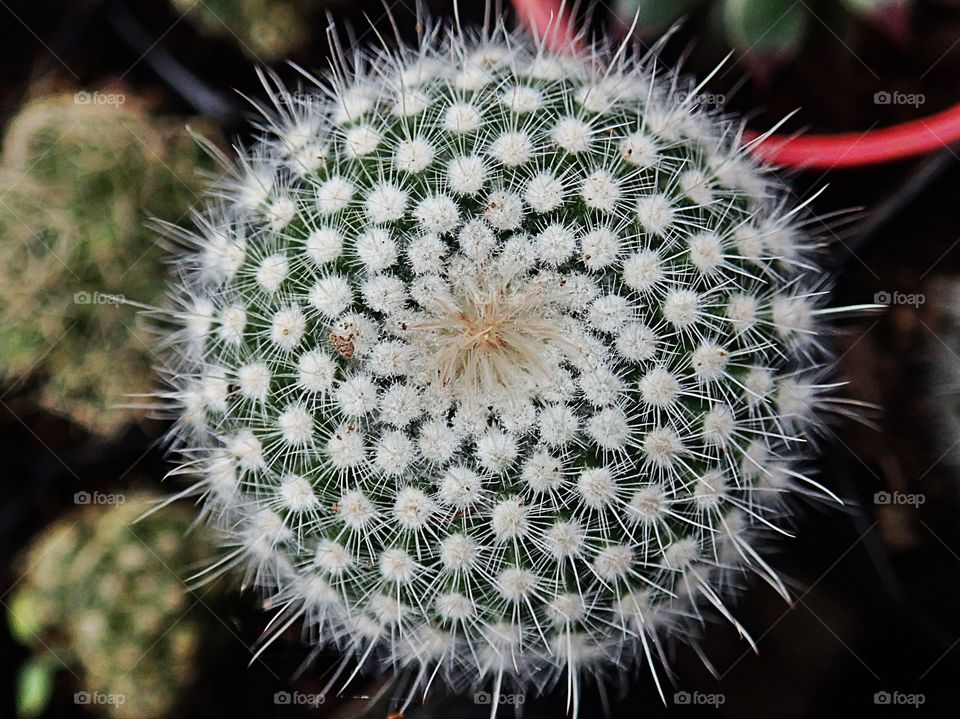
156 19 844 713
615 0 912 61
171 0 327 61
0 93 216 436
7 494 215 719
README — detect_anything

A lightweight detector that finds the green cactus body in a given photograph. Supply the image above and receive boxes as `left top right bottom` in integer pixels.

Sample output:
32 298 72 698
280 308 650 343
157 20 842 713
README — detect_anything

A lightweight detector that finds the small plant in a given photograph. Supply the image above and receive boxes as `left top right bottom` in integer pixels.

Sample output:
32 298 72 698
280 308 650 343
171 0 326 61
156 18 845 713
7 494 215 719
614 0 912 62
0 93 215 436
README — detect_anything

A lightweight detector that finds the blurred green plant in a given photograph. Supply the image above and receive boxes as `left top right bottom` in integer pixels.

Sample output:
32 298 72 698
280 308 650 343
0 92 216 437
615 0 912 62
171 0 330 61
7 494 217 719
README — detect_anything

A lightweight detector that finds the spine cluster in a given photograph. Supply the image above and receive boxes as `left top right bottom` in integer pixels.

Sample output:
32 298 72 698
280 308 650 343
158 19 840 712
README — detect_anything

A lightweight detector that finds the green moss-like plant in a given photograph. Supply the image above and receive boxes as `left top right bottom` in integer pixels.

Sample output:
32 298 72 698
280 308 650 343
0 93 216 436
7 494 216 719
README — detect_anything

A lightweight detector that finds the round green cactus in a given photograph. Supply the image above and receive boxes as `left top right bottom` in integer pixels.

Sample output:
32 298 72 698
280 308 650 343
8 494 215 719
0 93 216 436
156 19 844 712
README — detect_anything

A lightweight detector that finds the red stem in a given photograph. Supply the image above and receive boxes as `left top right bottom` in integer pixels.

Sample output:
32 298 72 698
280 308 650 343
510 0 960 169
512 0 584 53
744 105 960 168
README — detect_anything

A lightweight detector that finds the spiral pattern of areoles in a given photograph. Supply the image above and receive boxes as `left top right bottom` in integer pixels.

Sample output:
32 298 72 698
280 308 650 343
157 19 841 714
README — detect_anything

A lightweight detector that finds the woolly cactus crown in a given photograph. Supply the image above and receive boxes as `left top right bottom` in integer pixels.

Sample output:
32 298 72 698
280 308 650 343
159 17 838 711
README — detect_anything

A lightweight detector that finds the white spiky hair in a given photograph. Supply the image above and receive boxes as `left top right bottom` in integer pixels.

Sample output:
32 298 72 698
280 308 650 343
153 9 847 716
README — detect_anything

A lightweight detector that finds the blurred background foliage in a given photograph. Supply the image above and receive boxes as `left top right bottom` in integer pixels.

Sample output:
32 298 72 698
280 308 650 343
8 495 218 719
613 0 913 63
0 91 219 436
171 0 342 61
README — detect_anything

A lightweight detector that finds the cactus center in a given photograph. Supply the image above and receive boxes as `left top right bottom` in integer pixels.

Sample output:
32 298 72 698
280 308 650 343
410 272 571 402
